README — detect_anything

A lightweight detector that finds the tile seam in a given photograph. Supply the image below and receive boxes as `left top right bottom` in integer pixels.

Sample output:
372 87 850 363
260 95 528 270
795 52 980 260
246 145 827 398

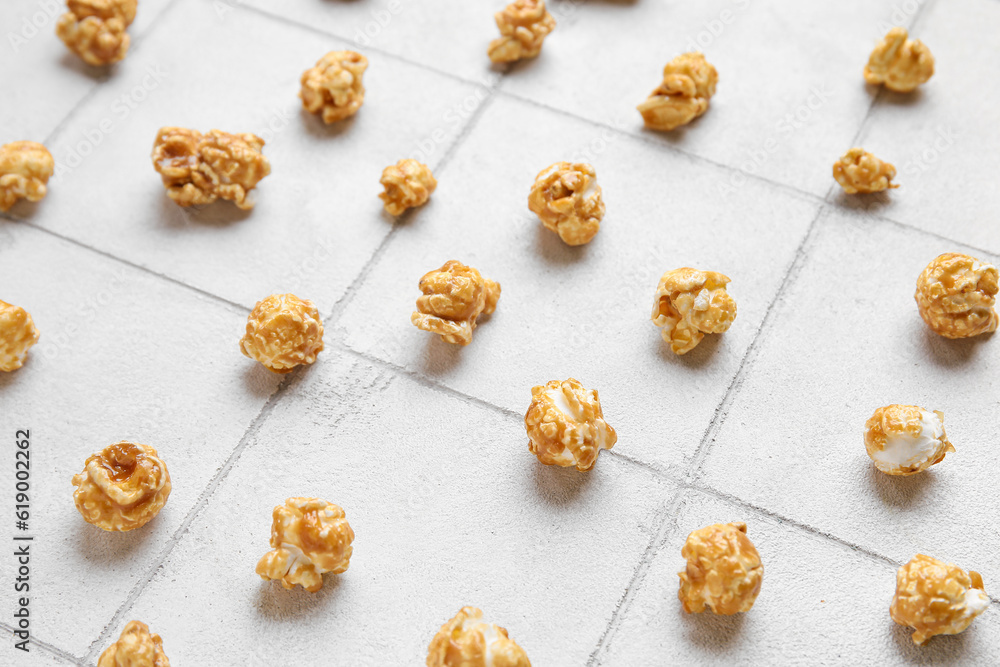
0 621 85 664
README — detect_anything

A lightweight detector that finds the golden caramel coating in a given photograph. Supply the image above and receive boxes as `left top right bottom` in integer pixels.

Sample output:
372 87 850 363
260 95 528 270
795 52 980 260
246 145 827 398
637 52 718 131
256 497 354 593
240 294 324 373
380 159 437 216
56 0 137 66
524 378 616 472
427 606 531 667
864 27 934 93
527 162 605 246
72 442 171 532
652 268 736 355
915 253 998 339
864 404 954 475
0 141 55 212
832 148 899 195
300 50 368 124
98 621 170 667
411 261 501 346
678 522 763 615
487 0 555 63
891 554 989 645
151 127 270 210
0 300 40 372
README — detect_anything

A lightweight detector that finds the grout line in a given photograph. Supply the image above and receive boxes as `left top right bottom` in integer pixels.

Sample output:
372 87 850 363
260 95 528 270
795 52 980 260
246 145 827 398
0 621 85 665
81 370 298 663
9 221 250 315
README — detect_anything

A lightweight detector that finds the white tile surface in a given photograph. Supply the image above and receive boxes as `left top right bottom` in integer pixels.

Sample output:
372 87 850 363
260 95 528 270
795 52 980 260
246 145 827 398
2 0 999 664
119 353 674 666
598 488 1000 666
0 224 281 657
9 0 484 312
336 92 819 473
839 0 1000 254
698 208 1000 585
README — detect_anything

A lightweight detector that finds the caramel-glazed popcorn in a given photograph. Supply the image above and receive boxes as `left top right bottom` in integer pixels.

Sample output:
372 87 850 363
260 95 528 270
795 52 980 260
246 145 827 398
524 378 616 472
256 497 354 593
427 606 531 667
72 442 171 532
832 148 898 194
527 162 605 246
891 554 989 645
98 621 170 667
915 253 998 339
56 0 137 66
240 294 324 373
380 159 437 216
151 127 271 210
864 404 954 476
864 27 934 93
637 52 718 132
411 261 500 346
652 268 736 355
488 0 555 64
678 522 763 615
0 141 55 212
300 50 368 124
0 300 40 372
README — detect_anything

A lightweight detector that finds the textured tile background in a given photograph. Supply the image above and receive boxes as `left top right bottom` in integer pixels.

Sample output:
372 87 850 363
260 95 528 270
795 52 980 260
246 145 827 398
1 0 997 664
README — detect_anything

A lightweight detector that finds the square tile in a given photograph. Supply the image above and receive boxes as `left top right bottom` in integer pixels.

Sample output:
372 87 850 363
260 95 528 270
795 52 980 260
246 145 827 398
698 208 1000 586
117 352 674 665
840 0 1000 253
13 0 484 312
0 225 282 656
598 488 1000 666
336 93 820 473
500 0 921 196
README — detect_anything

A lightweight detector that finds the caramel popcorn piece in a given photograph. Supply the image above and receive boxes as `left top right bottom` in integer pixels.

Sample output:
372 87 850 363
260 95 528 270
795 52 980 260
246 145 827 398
256 497 354 593
678 522 763 615
832 148 898 194
380 159 437 216
0 300 40 372
98 620 170 667
427 606 531 667
56 0 136 66
488 0 555 63
891 554 988 645
652 268 736 355
864 27 934 93
524 378 616 472
240 294 324 373
637 52 718 132
72 442 171 532
915 253 998 339
527 162 605 246
151 127 270 210
864 404 954 475
411 261 500 346
300 50 368 124
0 141 55 212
